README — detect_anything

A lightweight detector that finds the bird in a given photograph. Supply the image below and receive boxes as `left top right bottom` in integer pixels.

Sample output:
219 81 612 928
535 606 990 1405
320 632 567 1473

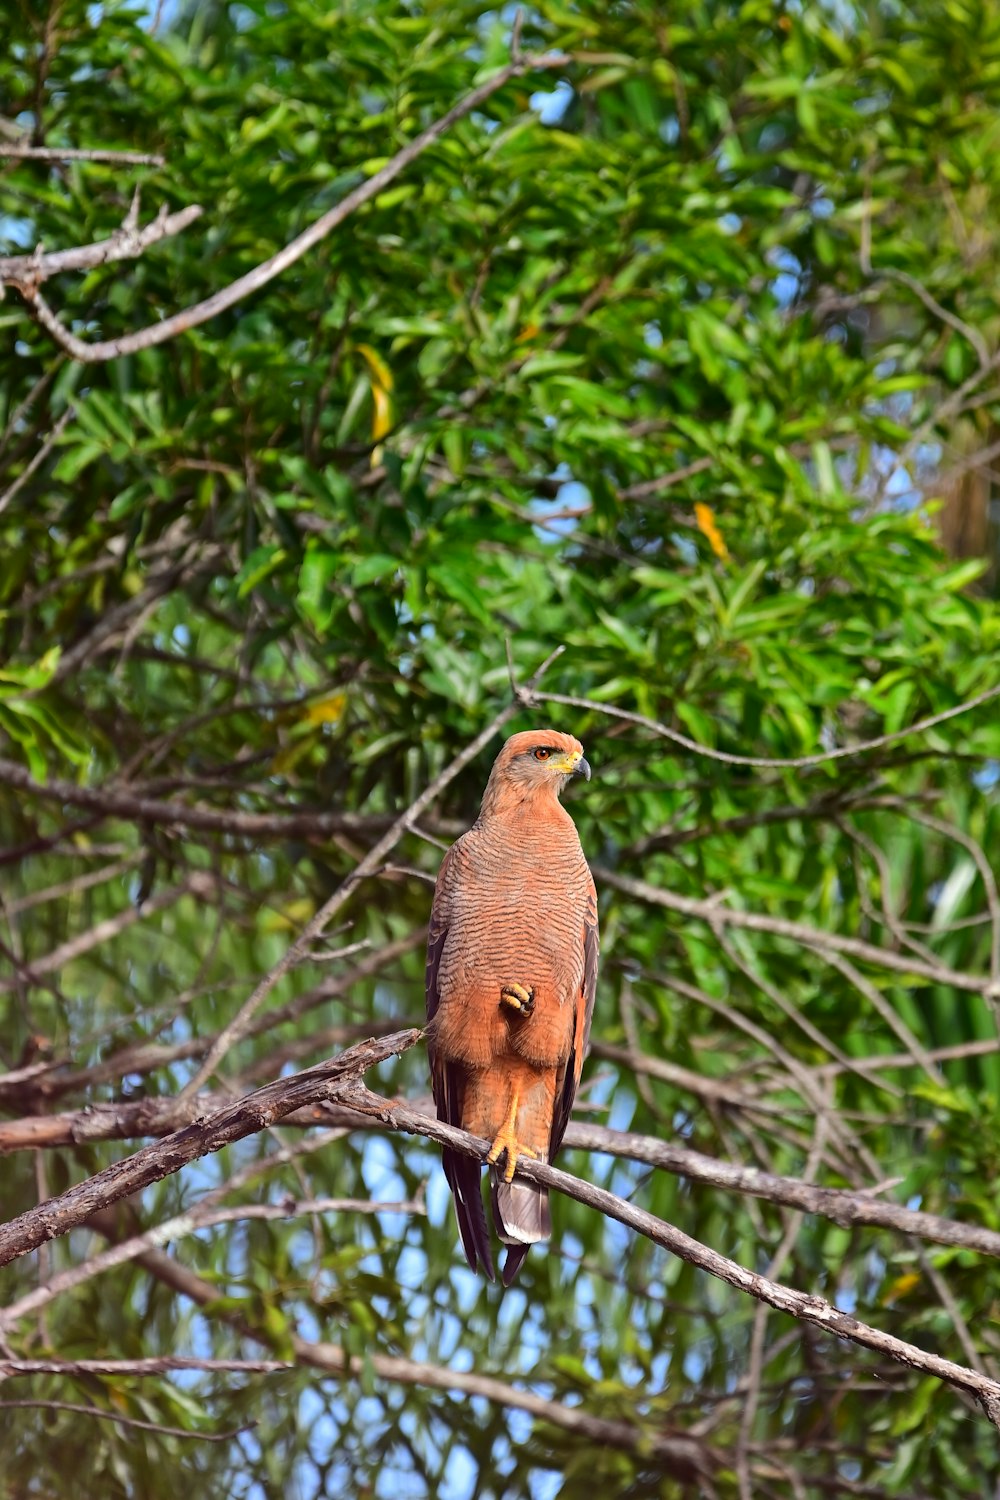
425 728 598 1285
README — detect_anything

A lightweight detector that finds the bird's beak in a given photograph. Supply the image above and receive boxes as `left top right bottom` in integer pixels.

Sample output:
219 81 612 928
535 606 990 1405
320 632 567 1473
572 756 591 781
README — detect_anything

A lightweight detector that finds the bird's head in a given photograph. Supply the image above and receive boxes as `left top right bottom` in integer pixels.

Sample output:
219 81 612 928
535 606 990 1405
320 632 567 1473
482 729 591 812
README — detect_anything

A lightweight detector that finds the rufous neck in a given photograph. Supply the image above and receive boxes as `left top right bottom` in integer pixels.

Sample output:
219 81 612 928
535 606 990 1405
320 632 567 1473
478 776 565 824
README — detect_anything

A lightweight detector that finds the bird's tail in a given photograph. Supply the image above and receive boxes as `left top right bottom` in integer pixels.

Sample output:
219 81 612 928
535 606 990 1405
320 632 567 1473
444 1148 495 1283
490 1167 551 1286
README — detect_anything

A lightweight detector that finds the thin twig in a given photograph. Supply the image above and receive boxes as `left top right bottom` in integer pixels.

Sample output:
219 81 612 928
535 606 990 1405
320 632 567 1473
7 51 569 362
532 683 1000 772
595 865 1000 1001
0 1399 252 1442
0 145 166 166
0 1357 288 1375
0 406 74 517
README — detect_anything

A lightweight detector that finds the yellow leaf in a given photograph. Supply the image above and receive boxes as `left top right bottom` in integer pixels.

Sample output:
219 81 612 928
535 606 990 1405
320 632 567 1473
305 691 347 727
356 343 393 393
694 501 729 561
356 343 394 464
371 384 393 444
882 1272 921 1304
261 897 317 933
516 322 541 343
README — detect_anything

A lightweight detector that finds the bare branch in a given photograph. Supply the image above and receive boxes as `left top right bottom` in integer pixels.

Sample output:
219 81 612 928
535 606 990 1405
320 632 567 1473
0 1029 421 1268
341 1086 1000 1426
533 682 1000 771
5 1195 714 1477
0 754 406 840
0 1357 288 1376
0 360 62 462
4 855 142 916
865 260 991 370
595 865 999 1001
4 1089 999 1260
0 205 202 286
0 1349 710 1474
0 933 424 1107
0 1398 252 1443
0 145 166 166
0 406 74 517
0 872 217 992
0 1194 424 1333
6 52 569 363
815 951 947 1087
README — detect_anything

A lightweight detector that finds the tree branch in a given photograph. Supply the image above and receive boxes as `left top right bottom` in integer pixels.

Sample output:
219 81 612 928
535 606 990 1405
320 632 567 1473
3 1091 998 1259
0 1399 251 1443
0 204 202 285
0 753 404 840
4 1053 999 1434
0 405 74 516
0 1194 424 1334
339 1085 1000 1428
595 865 999 1001
0 144 166 166
0 872 217 992
5 52 568 362
533 682 1000 772
0 1029 420 1268
0 934 424 1107
84 1201 714 1477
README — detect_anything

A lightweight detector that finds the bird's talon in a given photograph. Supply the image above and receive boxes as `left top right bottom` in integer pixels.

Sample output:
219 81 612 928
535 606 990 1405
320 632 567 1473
500 982 535 1016
487 1121 538 1182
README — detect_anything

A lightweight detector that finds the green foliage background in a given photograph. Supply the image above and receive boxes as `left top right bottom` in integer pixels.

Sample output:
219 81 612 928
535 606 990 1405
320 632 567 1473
3 1 1000 1495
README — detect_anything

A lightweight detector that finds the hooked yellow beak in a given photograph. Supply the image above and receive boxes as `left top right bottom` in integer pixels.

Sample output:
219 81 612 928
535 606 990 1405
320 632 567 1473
558 750 592 781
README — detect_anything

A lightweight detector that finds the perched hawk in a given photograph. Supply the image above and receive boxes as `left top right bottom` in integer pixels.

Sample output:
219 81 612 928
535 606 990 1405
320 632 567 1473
425 729 599 1284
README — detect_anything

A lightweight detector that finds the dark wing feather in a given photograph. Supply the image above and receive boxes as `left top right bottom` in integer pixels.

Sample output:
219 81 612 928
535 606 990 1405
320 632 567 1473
426 841 495 1282
550 880 599 1161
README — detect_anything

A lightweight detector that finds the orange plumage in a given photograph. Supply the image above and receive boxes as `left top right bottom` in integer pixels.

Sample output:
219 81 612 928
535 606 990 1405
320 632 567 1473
425 729 599 1284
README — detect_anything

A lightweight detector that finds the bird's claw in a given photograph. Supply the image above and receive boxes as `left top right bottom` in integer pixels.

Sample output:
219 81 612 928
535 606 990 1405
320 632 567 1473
500 982 535 1017
487 1125 538 1183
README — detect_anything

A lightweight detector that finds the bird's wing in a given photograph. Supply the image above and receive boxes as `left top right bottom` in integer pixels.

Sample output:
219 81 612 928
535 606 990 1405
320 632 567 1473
549 874 599 1160
499 873 598 1286
425 839 495 1281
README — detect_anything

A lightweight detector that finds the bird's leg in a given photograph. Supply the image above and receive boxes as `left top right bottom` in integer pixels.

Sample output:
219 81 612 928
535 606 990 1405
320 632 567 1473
500 981 535 1017
486 1086 538 1183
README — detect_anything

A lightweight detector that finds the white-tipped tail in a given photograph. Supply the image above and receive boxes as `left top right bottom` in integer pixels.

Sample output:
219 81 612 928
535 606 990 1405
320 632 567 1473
491 1171 551 1246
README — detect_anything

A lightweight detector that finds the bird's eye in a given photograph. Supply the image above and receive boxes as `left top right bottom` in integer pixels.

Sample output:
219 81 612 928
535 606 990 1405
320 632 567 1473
533 747 552 761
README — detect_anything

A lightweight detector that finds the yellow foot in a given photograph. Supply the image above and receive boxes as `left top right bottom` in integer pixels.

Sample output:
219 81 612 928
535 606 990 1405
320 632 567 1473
500 982 535 1017
486 1088 538 1182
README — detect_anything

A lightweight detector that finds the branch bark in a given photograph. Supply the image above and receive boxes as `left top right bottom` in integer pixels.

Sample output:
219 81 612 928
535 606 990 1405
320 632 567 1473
0 754 399 841
4 52 568 362
0 1030 420 1268
0 204 202 285
595 865 999 1000
339 1085 1000 1428
3 1090 998 1258
3 1053 1000 1425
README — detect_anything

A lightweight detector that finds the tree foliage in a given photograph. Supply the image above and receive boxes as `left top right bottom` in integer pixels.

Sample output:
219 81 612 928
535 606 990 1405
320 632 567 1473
3 1 1000 1496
